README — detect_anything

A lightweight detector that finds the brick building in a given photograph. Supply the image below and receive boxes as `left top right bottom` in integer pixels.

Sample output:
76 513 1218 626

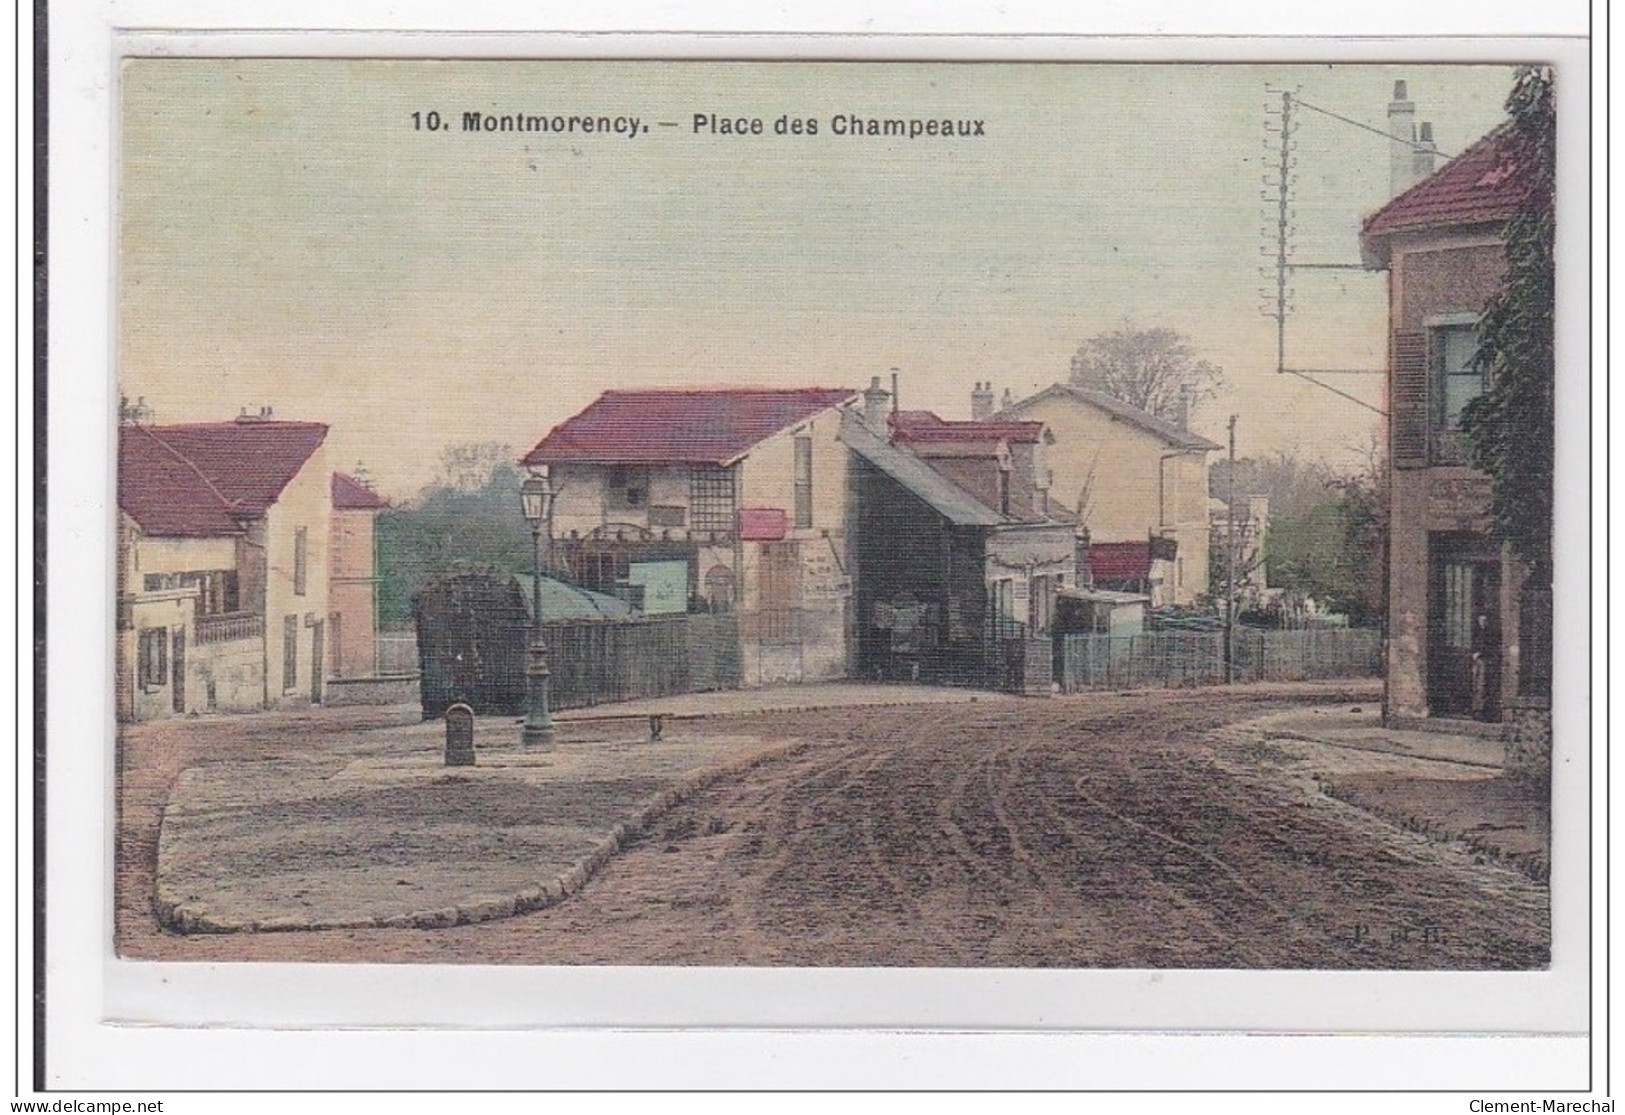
1360 124 1547 725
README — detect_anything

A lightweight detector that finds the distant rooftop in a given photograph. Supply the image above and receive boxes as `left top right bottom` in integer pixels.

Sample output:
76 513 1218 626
523 387 858 468
997 384 1219 453
332 471 389 511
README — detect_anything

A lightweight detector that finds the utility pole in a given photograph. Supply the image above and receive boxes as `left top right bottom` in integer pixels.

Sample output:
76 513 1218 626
1274 90 1291 377
1224 414 1239 684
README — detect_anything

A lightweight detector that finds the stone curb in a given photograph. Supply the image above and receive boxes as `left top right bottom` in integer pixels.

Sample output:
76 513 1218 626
155 737 813 935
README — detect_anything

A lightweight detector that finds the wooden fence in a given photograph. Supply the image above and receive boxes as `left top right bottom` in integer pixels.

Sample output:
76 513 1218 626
413 609 742 719
1059 628 1381 692
543 613 742 711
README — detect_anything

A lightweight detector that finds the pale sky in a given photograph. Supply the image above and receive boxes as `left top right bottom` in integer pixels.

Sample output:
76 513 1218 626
118 60 1518 499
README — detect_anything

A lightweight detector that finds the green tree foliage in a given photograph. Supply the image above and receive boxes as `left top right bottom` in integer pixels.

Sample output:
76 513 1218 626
1069 322 1225 422
1210 451 1387 625
375 443 533 627
1459 65 1556 570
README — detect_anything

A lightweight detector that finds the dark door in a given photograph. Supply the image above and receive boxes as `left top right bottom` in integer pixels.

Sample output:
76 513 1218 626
1429 556 1501 720
170 628 186 713
310 619 325 704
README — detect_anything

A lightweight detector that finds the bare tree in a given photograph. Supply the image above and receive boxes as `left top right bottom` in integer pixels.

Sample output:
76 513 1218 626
433 442 518 491
1069 322 1224 422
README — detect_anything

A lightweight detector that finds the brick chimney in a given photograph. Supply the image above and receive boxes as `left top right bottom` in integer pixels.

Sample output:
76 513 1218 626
971 381 995 420
862 375 891 431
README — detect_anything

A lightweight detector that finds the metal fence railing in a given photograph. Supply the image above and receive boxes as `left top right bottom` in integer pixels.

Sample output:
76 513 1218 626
194 612 264 645
1060 628 1380 693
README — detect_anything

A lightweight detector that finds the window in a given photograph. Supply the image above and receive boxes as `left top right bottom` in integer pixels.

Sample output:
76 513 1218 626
283 614 299 691
608 467 649 510
1028 574 1057 634
998 469 1011 516
793 435 813 530
179 570 241 615
293 527 309 596
1432 321 1484 431
993 579 1015 620
689 465 736 535
138 627 168 690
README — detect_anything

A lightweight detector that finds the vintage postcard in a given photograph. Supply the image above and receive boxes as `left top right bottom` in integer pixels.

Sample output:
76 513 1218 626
74 39 1590 1083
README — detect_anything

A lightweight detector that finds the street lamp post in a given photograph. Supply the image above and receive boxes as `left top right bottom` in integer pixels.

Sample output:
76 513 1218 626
519 472 555 746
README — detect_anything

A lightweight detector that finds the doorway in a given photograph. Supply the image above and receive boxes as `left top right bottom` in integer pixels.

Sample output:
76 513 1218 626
310 619 325 705
170 627 186 714
1428 539 1501 721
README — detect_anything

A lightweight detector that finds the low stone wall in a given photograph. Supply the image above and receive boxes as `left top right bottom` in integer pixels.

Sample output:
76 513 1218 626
324 674 421 707
1503 702 1553 786
195 636 265 714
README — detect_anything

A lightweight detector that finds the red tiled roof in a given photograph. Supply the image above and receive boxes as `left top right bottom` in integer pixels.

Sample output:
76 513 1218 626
332 472 388 510
118 419 328 536
149 420 329 513
118 425 244 537
522 388 858 467
889 410 1046 445
1361 126 1526 242
1089 541 1153 582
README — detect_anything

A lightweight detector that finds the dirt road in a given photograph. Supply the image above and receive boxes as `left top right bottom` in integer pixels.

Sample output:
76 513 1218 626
118 685 1548 968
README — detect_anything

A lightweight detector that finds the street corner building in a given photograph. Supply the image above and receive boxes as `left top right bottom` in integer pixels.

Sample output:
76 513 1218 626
521 385 861 687
1360 108 1551 732
115 407 392 721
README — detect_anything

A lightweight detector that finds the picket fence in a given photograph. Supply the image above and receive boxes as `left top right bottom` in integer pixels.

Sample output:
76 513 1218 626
1059 628 1381 692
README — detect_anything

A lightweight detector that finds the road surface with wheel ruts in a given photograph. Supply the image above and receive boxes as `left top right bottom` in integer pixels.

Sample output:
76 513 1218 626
118 683 1548 968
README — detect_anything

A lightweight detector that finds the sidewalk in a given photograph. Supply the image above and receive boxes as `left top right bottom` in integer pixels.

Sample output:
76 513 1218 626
1234 705 1547 881
1246 705 1505 772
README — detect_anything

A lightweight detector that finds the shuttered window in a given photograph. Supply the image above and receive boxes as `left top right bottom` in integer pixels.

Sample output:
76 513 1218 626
1391 330 1429 468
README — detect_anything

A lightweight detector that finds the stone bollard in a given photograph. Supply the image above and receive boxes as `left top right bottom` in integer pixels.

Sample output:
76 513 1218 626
444 703 475 766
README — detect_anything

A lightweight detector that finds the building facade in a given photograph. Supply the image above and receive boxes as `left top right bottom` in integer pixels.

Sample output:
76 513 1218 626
116 413 331 720
328 472 389 680
843 401 1079 692
1360 125 1539 725
994 384 1217 606
522 386 858 687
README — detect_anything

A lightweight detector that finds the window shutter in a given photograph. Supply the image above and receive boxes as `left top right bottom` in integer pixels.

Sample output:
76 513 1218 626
1391 330 1429 468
